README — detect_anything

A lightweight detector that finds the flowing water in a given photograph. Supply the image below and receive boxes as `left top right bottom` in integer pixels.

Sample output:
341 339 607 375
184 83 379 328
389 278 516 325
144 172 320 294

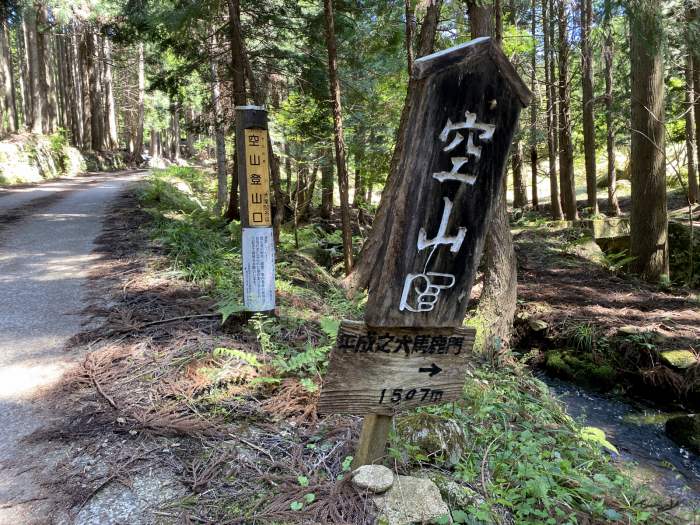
541 375 700 512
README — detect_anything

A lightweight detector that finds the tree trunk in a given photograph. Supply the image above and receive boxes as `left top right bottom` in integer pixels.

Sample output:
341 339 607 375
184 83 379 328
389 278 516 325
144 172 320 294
467 0 519 351
404 0 414 75
556 0 577 220
224 0 247 222
529 0 538 209
55 35 69 132
103 37 118 149
629 1 667 280
185 106 196 157
36 5 55 133
0 18 18 133
685 49 698 204
132 42 145 161
543 0 562 219
79 28 91 149
170 102 180 162
603 0 620 215
17 20 30 129
343 0 442 293
320 149 334 219
512 137 527 207
353 131 366 208
580 0 597 214
695 54 700 204
323 0 353 274
210 38 228 214
25 9 42 134
86 31 104 150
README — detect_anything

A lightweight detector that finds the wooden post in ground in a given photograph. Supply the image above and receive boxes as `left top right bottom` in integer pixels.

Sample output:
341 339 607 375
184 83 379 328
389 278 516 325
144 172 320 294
235 105 276 313
318 37 531 466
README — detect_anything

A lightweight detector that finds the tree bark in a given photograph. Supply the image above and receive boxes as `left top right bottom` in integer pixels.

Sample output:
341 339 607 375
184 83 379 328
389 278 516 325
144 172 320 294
132 42 145 161
86 30 104 150
170 101 180 162
580 0 597 214
320 148 334 219
25 8 42 134
542 0 562 219
343 0 442 293
556 0 577 220
685 49 698 204
0 18 18 133
629 1 667 280
695 55 700 204
512 137 527 207
323 0 354 274
17 19 30 129
103 37 118 149
603 0 620 215
224 0 247 221
467 0 519 351
353 129 366 208
36 4 55 133
209 37 228 214
79 27 92 150
405 0 414 75
529 0 538 209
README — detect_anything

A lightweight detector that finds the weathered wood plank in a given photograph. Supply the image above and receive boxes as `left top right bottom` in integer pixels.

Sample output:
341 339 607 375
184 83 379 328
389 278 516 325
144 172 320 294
317 320 475 415
363 38 530 328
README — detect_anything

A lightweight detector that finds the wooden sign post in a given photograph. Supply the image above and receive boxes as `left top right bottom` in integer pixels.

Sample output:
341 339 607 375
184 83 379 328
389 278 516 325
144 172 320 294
318 38 531 466
236 106 276 312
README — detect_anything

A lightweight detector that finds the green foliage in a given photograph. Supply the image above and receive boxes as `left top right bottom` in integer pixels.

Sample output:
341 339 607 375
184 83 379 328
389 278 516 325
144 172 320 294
412 367 668 524
600 249 637 273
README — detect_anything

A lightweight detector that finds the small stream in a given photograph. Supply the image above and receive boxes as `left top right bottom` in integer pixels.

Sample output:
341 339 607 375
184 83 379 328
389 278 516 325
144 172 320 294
540 375 700 509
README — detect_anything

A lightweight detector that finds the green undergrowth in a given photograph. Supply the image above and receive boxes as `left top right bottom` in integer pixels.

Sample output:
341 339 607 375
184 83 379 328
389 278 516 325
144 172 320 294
390 367 681 524
138 167 686 524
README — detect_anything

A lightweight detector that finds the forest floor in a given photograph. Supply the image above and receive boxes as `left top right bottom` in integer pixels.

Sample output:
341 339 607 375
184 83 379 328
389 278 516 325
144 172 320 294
7 167 699 524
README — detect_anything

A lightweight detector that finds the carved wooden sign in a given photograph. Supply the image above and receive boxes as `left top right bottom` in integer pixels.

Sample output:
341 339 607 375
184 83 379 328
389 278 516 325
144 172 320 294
317 321 475 415
318 38 530 461
364 37 531 328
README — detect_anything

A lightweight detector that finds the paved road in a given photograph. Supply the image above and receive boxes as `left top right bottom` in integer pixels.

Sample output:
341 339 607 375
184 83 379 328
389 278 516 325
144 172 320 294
0 172 142 524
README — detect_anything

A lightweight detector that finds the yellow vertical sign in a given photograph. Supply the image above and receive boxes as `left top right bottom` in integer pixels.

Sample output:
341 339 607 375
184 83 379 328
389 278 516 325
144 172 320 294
244 129 271 227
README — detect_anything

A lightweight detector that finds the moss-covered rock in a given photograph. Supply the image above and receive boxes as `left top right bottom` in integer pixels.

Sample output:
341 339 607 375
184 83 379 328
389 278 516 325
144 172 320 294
660 350 698 370
394 413 468 467
0 133 86 185
665 414 700 454
544 349 617 390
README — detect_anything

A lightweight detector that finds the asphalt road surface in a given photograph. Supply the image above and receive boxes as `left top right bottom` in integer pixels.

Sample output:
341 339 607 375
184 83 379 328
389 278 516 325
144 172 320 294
0 171 142 524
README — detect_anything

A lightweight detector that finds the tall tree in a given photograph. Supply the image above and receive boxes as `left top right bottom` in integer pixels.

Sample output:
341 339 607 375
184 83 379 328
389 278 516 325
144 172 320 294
629 0 667 280
323 0 353 274
580 0 597 214
529 0 538 210
687 3 699 204
209 35 227 214
0 17 18 133
603 0 620 214
132 42 145 161
556 0 578 220
543 0 563 219
224 0 247 221
25 8 43 134
405 0 414 75
103 37 118 149
466 0 519 350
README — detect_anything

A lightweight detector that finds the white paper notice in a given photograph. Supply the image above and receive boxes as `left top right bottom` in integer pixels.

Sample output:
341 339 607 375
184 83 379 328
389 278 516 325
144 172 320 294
242 227 276 311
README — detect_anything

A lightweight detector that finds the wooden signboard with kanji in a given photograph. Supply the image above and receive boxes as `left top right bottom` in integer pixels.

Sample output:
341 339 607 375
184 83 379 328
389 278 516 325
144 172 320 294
236 106 276 312
317 37 531 465
317 321 475 415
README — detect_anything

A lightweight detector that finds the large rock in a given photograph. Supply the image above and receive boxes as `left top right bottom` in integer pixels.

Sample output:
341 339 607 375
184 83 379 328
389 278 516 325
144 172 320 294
395 413 468 467
665 415 700 454
352 465 394 494
660 350 698 370
373 475 449 525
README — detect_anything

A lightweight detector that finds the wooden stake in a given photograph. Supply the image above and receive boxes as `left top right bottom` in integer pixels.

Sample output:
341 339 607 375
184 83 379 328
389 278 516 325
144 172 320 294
353 414 393 468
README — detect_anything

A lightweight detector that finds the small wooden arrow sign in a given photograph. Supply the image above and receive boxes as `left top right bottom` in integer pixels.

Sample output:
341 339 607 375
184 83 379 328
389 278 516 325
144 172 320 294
317 320 475 416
